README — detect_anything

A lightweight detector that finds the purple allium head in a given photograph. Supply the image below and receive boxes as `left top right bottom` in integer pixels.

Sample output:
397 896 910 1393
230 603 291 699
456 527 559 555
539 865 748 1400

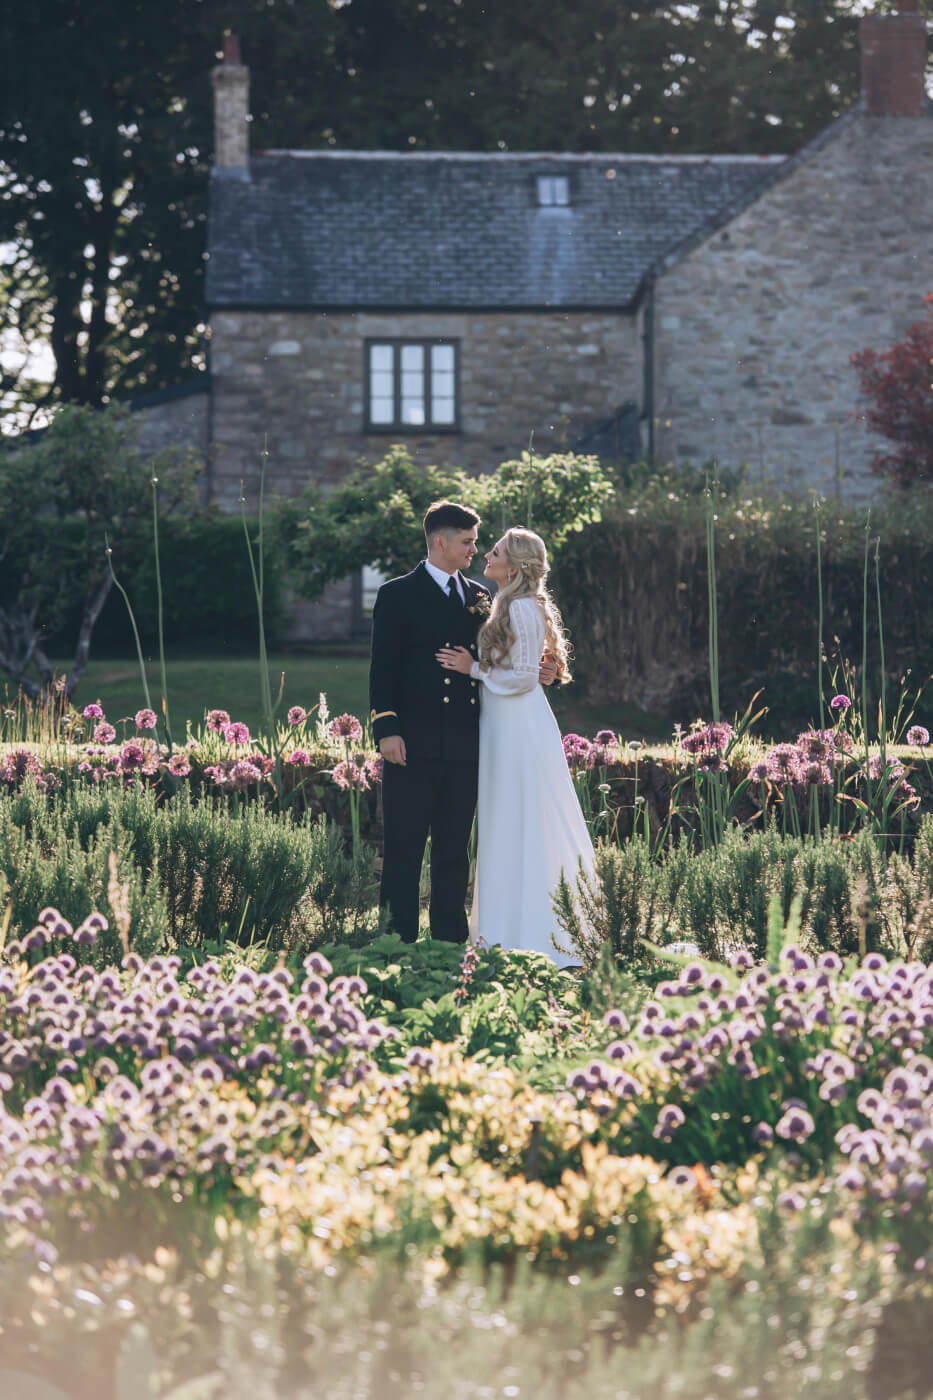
593 729 618 748
907 725 930 748
777 1189 807 1213
230 760 262 789
328 713 364 743
752 1122 774 1147
82 703 104 720
562 733 592 767
93 722 116 744
167 752 191 777
652 1103 686 1140
731 948 755 971
765 743 803 784
830 695 852 714
775 1105 816 1143
366 754 384 784
206 708 231 732
749 761 769 782
223 721 250 746
288 749 311 767
332 759 368 792
287 705 308 726
604 1008 630 1031
119 742 145 770
135 708 157 731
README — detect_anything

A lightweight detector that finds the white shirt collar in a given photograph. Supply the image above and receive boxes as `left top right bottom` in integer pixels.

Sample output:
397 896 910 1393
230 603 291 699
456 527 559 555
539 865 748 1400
424 558 464 601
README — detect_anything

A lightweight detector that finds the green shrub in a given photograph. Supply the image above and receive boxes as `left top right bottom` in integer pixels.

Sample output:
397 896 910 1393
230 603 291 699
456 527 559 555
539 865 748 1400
556 818 933 967
0 783 382 957
34 514 287 653
555 477 933 731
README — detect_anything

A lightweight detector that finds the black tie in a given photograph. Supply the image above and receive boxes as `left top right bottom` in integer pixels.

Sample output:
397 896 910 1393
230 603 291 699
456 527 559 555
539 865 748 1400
447 577 462 607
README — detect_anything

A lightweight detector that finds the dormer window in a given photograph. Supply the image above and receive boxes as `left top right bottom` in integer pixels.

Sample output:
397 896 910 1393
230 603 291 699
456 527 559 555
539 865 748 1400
537 175 570 207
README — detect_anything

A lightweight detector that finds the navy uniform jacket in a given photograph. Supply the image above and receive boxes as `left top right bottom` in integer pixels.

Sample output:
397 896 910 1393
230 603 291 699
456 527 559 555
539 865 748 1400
369 562 492 764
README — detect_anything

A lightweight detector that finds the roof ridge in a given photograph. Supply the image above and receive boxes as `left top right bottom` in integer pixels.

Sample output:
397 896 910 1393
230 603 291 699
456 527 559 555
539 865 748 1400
250 148 787 165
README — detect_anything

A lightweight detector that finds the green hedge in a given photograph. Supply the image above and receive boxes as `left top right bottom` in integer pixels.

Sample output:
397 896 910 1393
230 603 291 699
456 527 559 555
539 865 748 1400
555 476 933 731
30 514 287 653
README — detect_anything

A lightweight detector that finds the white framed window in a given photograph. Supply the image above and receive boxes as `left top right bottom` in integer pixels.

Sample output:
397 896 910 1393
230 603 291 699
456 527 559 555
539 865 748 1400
537 174 570 207
365 340 459 431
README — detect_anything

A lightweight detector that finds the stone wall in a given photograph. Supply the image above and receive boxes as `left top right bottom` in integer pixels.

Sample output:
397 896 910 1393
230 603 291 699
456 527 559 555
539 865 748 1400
133 384 211 463
653 112 933 499
208 308 640 507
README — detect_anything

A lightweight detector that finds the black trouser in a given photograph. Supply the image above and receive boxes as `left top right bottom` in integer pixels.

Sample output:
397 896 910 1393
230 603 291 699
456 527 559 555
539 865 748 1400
379 757 477 944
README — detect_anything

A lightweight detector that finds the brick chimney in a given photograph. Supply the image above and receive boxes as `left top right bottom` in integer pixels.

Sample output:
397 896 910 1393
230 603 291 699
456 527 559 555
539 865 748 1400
860 1 929 117
212 33 250 168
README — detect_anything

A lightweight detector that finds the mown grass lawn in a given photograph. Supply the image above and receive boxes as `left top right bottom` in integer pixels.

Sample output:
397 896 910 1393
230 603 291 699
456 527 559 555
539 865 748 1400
33 650 673 742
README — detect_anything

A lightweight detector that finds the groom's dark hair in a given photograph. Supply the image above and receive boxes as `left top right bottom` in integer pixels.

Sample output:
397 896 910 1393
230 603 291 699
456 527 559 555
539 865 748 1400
423 500 480 543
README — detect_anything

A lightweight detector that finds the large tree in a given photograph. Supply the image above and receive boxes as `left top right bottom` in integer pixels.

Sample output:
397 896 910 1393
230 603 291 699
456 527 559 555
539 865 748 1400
1 0 888 426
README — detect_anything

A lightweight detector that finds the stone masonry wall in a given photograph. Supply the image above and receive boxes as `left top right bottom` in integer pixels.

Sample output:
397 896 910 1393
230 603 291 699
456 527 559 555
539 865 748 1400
653 113 933 499
209 309 639 503
209 308 639 640
134 387 211 464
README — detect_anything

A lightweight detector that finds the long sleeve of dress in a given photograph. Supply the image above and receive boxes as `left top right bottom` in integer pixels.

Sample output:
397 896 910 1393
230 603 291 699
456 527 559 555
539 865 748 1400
470 598 544 695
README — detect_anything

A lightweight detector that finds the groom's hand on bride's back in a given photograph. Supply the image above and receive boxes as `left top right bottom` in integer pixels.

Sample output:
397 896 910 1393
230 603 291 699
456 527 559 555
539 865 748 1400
379 735 407 766
539 654 558 686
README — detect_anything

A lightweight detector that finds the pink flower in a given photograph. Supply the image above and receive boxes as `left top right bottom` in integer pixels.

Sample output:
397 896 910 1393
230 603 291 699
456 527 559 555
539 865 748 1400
365 755 384 784
222 721 250 746
167 753 191 777
93 722 116 744
119 742 145 771
288 749 311 767
82 703 104 720
907 725 930 747
135 708 157 730
332 759 369 791
830 694 852 713
328 713 364 743
287 706 307 726
206 709 231 733
230 760 262 789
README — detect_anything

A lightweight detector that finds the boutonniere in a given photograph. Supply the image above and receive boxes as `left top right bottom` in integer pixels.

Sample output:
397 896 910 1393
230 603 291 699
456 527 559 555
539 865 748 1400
468 592 492 618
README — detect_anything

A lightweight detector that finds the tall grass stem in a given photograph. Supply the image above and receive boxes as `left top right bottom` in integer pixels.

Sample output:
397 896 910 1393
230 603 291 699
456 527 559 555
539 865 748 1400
105 539 152 714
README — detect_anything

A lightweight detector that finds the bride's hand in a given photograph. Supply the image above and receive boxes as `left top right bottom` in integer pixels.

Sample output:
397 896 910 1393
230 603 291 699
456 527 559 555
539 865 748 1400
436 646 474 675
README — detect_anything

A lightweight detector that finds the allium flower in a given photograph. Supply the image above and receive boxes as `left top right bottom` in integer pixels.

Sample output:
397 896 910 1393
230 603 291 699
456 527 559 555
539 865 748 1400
749 761 769 782
765 743 802 784
830 695 852 713
206 709 231 732
332 759 369 792
652 1103 686 1140
752 1122 774 1146
775 1105 816 1143
167 753 191 777
328 713 364 743
222 721 250 746
230 760 262 789
93 722 116 744
907 725 930 747
134 708 157 730
82 703 104 720
365 755 384 784
680 722 734 756
119 742 145 771
287 749 311 767
562 733 591 766
287 706 307 726
594 729 618 747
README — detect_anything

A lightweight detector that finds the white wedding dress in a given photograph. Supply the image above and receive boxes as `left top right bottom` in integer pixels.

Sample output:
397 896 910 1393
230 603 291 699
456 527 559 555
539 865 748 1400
468 596 595 967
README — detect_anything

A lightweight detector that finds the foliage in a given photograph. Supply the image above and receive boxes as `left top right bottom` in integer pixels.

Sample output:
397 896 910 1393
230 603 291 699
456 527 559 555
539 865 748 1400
0 782 381 956
275 445 616 599
0 404 200 699
555 820 933 969
1 1 864 421
555 478 933 727
851 296 933 488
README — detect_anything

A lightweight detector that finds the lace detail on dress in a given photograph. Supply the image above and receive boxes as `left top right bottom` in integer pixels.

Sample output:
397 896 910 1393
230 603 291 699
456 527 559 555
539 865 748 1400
471 598 544 696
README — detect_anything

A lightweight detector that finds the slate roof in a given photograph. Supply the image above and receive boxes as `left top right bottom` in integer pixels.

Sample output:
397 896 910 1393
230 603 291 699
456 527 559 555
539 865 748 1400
206 151 784 312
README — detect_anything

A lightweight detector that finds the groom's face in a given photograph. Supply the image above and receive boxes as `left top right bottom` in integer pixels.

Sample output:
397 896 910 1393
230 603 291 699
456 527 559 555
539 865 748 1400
434 527 478 575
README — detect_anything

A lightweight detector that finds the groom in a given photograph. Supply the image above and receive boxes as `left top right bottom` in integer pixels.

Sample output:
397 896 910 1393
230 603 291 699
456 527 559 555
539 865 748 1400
369 500 490 944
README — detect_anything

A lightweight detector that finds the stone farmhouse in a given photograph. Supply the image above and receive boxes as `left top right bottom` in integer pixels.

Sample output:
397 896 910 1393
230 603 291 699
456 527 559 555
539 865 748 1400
141 6 932 639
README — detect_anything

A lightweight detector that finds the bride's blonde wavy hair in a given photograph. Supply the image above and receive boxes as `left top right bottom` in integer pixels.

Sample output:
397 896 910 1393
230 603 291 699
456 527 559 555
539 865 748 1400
478 528 572 682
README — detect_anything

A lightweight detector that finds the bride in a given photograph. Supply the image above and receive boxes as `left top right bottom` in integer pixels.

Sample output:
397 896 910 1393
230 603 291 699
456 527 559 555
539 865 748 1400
436 527 594 966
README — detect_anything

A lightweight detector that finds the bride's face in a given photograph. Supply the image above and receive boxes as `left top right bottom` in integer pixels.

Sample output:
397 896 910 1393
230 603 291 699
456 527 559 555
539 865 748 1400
482 536 513 586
